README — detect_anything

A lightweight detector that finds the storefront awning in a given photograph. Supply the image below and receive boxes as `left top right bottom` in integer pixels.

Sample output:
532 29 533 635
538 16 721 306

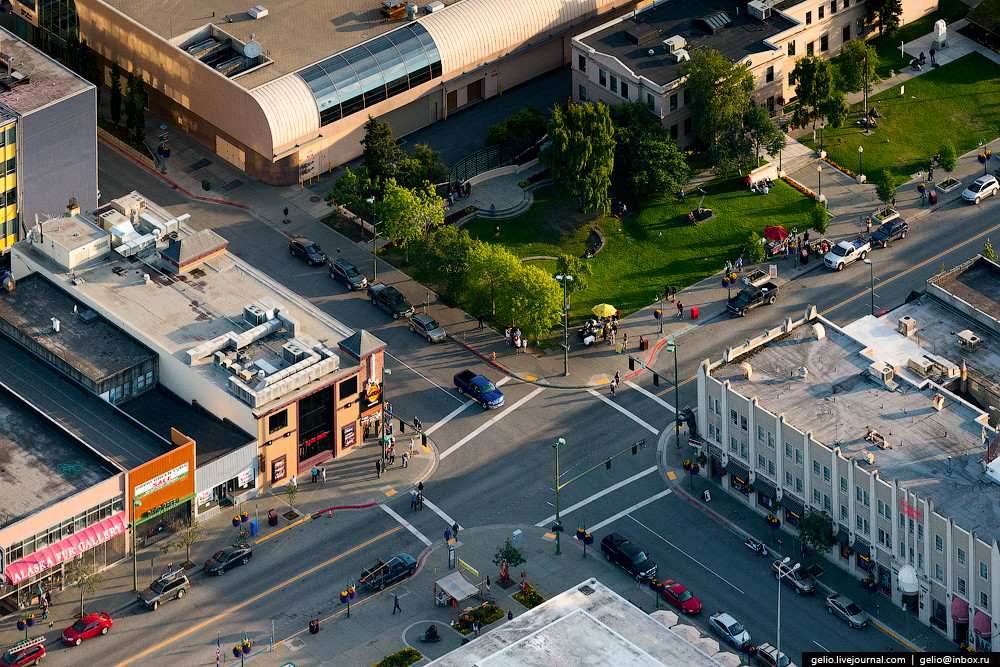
781 493 804 517
952 596 970 624
436 571 479 602
853 539 871 559
707 442 723 458
837 528 850 545
754 477 776 498
974 609 992 638
726 459 749 481
4 513 127 586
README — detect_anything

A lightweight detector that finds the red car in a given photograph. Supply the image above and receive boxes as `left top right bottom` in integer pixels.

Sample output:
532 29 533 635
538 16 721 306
62 611 113 646
0 640 45 667
661 579 703 615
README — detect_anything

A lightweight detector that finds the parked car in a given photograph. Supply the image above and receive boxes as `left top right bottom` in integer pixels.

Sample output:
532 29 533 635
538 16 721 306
771 558 817 595
870 218 909 248
138 568 190 610
0 640 44 667
204 543 253 575
963 175 1000 204
709 611 751 648
289 236 327 266
329 258 368 290
660 579 702 615
360 553 417 590
826 593 869 628
62 612 113 646
409 313 446 343
727 281 779 317
600 532 657 582
368 282 415 319
756 641 795 667
453 370 505 409
823 239 869 271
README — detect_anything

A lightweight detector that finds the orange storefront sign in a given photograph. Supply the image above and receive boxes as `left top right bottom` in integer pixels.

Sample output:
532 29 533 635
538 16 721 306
129 435 196 520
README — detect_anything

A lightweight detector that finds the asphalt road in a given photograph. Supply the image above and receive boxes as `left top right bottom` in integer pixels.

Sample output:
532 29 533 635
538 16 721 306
90 143 996 665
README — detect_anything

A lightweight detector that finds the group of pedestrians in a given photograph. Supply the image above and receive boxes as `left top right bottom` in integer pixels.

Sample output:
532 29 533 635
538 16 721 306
309 466 327 485
410 482 425 511
446 179 472 206
376 439 416 478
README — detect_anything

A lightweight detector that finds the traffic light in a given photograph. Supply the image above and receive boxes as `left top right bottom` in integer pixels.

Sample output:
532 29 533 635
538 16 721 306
653 373 660 386
551 522 563 532
421 433 427 448
605 458 611 470
629 357 635 371
632 443 638 455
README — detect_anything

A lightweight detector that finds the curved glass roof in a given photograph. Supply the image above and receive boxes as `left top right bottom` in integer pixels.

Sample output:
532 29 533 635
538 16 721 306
297 23 442 127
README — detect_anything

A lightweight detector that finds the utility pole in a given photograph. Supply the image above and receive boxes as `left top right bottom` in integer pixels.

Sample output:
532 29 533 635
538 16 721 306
553 275 573 376
667 341 680 448
554 437 564 555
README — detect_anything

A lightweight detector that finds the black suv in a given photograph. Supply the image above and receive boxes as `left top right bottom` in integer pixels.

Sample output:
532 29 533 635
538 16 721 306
329 258 368 290
870 219 909 248
138 569 190 610
289 236 327 266
600 532 657 581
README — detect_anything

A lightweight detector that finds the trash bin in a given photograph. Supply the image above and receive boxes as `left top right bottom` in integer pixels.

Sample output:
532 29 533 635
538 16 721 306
640 335 649 351
249 519 259 537
201 179 211 191
929 190 938 205
690 306 698 320
268 509 278 526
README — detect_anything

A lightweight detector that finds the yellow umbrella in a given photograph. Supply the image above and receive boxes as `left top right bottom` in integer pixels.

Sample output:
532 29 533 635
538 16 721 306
592 303 617 318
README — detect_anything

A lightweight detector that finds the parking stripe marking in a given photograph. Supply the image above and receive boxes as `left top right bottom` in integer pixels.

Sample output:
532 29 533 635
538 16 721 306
535 466 658 527
439 386 545 460
586 389 659 435
381 504 433 547
588 489 672 533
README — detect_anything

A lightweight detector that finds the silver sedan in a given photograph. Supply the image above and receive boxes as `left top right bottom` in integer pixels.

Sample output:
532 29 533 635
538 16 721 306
826 593 868 628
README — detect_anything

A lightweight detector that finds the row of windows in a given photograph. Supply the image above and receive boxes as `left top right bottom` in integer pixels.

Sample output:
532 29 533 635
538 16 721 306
805 0 851 26
299 23 442 127
6 495 125 562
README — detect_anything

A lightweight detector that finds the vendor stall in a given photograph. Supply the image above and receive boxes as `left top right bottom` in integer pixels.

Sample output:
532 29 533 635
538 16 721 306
435 570 481 608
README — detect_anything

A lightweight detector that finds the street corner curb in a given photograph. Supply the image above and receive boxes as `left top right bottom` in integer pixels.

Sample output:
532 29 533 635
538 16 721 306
416 546 433 573
872 619 921 652
448 334 513 376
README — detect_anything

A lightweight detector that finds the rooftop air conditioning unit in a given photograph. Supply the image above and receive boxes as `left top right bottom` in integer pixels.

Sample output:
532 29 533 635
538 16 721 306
282 340 308 364
243 303 268 326
898 315 916 336
908 356 933 377
249 5 269 19
663 35 686 53
426 0 444 11
747 0 778 20
869 361 895 383
671 49 691 64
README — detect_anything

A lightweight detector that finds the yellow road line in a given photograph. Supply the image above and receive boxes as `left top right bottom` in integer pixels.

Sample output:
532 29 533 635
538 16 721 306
114 526 402 667
255 513 312 545
872 620 920 651
280 578 407 645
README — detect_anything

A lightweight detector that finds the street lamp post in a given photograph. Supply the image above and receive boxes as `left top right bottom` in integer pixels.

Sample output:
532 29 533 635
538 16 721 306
132 498 142 592
858 145 864 179
554 437 565 555
819 123 825 152
366 197 378 281
817 164 823 200
666 341 679 448
380 367 392 469
775 557 801 667
553 275 573 376
863 258 875 315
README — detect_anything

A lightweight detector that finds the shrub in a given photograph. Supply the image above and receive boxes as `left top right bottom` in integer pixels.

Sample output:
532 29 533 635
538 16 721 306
454 603 505 634
374 647 422 667
513 586 546 609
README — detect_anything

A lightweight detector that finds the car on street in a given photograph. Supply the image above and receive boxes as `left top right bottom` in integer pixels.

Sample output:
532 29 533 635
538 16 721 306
870 218 909 248
600 532 657 581
453 370 505 409
755 641 795 667
660 579 702 615
204 543 253 575
409 313 446 343
329 258 368 290
368 282 415 319
360 553 417 590
62 611 113 646
823 239 869 271
772 558 817 594
138 568 190 610
709 611 751 648
963 175 1000 204
826 593 869 628
289 236 327 266
0 640 44 667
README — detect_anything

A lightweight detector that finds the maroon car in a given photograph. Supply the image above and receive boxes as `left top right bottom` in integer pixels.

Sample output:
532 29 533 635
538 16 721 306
0 639 45 667
62 611 113 646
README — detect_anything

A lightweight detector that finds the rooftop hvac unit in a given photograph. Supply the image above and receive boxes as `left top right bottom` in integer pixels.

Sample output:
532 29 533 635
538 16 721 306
747 0 779 20
214 351 228 366
908 356 933 377
248 5 269 19
238 369 255 383
898 315 916 336
282 340 308 364
671 49 691 64
425 0 444 11
869 361 895 383
243 303 268 326
663 35 686 52
405 2 417 19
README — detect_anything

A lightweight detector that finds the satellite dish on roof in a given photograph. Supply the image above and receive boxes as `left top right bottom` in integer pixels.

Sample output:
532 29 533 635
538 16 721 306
244 41 262 59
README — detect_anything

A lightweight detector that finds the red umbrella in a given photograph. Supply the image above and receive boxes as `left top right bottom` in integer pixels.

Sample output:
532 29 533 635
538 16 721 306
763 225 788 241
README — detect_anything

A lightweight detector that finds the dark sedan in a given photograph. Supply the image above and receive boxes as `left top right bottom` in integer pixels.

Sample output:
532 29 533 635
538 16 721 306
204 543 253 575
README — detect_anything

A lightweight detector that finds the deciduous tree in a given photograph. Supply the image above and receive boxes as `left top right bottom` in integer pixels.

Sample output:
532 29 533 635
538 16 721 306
504 263 562 340
836 40 881 93
465 241 518 317
746 232 767 266
939 142 958 173
798 510 834 560
742 103 786 166
540 102 616 214
555 254 593 297
361 115 404 185
985 238 996 262
419 225 473 299
110 61 123 126
875 169 897 211
609 102 689 199
486 107 548 147
68 561 103 617
493 537 526 570
375 179 444 263
161 520 202 569
396 144 449 190
866 0 903 38
325 166 375 219
683 49 755 168
810 202 830 234
792 56 835 128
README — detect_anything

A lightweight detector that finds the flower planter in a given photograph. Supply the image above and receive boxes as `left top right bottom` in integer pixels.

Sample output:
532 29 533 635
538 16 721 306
937 177 962 193
875 208 899 224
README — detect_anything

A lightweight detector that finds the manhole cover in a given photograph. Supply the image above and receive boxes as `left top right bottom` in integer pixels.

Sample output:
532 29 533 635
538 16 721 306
310 195 321 202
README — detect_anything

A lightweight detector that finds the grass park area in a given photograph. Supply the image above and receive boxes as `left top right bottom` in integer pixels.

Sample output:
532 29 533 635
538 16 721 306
461 179 815 322
802 52 1000 185
869 0 970 79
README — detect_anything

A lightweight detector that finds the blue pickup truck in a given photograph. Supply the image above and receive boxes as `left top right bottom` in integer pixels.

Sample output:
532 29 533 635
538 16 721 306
454 370 505 409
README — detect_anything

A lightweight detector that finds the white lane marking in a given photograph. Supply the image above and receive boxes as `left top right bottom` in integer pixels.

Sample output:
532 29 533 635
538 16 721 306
588 489 672 533
495 377 512 387
813 641 830 652
385 353 465 403
625 380 676 413
380 503 432 546
627 514 745 595
421 498 461 531
423 378 511 436
586 389 660 435
535 466 659 527
439 387 545 460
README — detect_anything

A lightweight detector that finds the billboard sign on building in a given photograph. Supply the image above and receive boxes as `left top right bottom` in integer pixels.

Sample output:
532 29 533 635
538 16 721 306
134 462 189 500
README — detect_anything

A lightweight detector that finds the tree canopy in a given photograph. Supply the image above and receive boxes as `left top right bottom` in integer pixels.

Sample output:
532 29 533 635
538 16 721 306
742 103 786 165
325 166 376 220
361 115 404 184
799 510 834 559
608 102 689 199
417 226 473 300
746 232 767 266
939 142 958 173
683 49 755 169
375 179 444 263
875 169 897 209
555 254 593 297
865 0 903 37
836 40 881 94
792 56 836 128
396 144 449 190
541 102 616 214
486 107 548 147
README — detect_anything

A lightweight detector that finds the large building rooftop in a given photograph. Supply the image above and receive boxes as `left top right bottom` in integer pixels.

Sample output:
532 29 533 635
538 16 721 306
712 321 996 541
0 26 94 114
576 0 794 87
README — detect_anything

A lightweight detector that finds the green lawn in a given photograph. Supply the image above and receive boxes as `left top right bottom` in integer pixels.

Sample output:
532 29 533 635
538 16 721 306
802 52 1000 185
870 0 970 79
464 181 814 321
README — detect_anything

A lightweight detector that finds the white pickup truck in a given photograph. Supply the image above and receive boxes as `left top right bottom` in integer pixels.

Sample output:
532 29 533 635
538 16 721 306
824 239 870 271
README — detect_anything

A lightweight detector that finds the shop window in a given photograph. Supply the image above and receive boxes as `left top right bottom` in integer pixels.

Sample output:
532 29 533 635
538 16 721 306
269 409 288 434
339 376 358 400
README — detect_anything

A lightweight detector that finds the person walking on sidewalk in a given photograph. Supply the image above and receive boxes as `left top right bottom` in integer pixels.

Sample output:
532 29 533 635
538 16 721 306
376 459 382 479
311 467 318 483
622 332 628 350
389 444 396 466
401 451 409 468
478 314 485 330
321 468 327 485
392 593 401 614
40 597 48 620
677 300 684 318
614 371 620 388
610 381 617 398
411 490 418 511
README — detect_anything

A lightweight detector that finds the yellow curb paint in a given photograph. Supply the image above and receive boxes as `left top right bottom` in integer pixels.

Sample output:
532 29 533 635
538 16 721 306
525 375 537 381
255 514 311 544
872 620 920 651
385 489 397 497
666 471 677 481
422 444 431 452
